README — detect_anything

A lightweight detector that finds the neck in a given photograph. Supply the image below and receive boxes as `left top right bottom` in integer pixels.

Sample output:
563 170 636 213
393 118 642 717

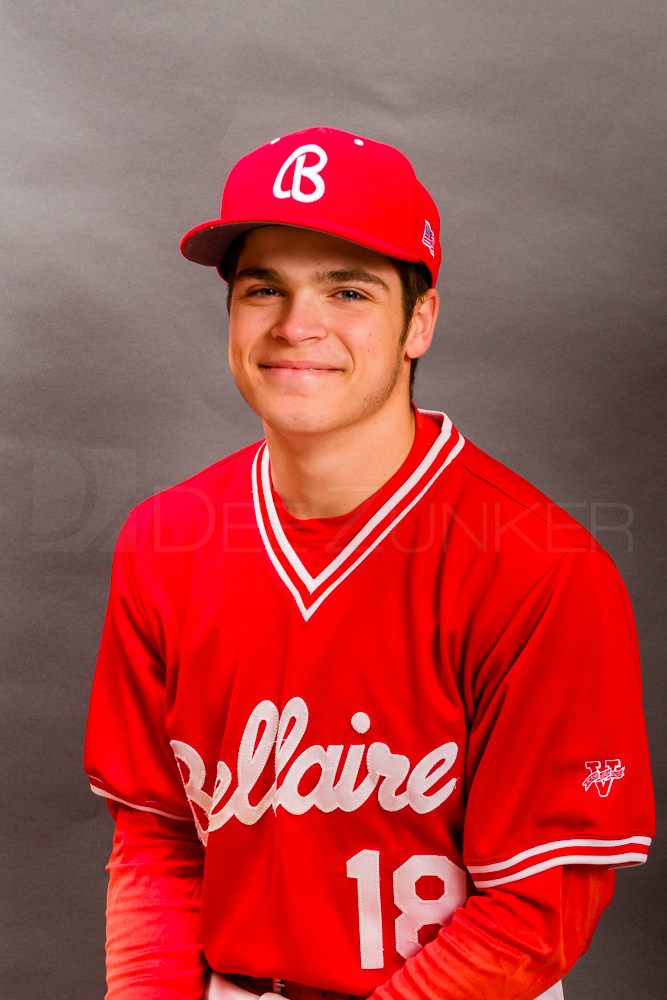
265 404 417 520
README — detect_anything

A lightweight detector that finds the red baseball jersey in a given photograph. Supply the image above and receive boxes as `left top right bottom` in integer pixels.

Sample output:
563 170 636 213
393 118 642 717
85 410 654 996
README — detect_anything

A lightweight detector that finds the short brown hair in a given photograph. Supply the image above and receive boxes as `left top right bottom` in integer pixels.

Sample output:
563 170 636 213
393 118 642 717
222 234 432 395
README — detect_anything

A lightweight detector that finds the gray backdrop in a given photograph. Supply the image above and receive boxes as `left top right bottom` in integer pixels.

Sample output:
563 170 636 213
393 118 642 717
2 1 664 997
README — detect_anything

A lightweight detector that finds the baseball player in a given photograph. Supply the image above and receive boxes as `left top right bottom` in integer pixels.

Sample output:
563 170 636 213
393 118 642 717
85 127 654 1000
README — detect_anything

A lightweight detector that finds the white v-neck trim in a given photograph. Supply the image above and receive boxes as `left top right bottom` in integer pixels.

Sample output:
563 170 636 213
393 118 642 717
251 411 465 621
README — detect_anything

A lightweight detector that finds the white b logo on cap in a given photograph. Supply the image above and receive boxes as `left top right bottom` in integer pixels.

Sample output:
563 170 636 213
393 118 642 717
273 144 328 203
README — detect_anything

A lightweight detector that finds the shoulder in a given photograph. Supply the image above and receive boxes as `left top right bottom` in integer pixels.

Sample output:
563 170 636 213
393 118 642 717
117 440 263 555
449 433 601 556
420 416 626 626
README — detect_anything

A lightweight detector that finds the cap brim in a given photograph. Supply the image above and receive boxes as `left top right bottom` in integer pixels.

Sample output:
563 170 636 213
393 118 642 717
180 220 264 266
181 218 426 276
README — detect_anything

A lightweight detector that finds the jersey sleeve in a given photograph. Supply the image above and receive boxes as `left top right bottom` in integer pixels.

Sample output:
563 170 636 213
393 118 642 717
460 546 654 887
105 802 207 999
84 509 193 821
372 864 615 1000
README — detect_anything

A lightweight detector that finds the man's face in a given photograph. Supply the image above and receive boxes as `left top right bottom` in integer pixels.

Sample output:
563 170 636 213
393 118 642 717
227 226 424 439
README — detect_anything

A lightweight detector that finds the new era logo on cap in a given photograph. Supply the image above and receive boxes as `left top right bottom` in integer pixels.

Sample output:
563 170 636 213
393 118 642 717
181 126 441 285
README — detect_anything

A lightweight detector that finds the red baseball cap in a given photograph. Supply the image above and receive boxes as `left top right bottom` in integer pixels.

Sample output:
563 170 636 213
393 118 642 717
180 126 441 286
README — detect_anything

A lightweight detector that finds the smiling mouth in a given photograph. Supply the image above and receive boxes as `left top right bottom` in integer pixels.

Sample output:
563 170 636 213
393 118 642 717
259 362 341 372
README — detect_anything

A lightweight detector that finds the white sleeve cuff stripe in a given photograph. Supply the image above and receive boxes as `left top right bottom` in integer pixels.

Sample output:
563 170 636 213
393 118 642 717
467 836 652 874
89 782 192 822
472 851 649 888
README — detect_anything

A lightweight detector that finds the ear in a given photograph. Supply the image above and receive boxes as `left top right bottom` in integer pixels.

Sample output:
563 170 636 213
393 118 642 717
404 289 439 360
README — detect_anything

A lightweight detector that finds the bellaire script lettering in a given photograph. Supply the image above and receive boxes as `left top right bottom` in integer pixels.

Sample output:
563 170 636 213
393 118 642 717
171 697 459 844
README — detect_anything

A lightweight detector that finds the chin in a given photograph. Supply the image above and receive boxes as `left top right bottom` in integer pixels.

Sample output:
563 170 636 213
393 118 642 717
263 394 355 435
264 411 337 437
240 386 338 434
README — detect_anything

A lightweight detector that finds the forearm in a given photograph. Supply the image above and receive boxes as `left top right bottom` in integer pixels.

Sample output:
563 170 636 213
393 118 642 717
105 802 208 1000
105 801 613 1000
372 865 614 1000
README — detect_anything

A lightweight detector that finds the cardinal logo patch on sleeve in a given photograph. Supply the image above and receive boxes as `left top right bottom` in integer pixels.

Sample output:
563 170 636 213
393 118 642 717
583 759 625 797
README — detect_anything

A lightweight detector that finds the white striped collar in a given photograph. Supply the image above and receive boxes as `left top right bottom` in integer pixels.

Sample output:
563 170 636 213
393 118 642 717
251 411 465 621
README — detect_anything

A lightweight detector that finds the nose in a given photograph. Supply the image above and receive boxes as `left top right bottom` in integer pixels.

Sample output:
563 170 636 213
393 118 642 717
271 292 326 345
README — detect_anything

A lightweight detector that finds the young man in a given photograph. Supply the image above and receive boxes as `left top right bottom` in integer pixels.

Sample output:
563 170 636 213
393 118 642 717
85 127 654 1000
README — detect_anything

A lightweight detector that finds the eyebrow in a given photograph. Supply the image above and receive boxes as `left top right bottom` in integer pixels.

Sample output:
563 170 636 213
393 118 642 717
234 266 283 284
233 265 390 292
315 268 390 291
